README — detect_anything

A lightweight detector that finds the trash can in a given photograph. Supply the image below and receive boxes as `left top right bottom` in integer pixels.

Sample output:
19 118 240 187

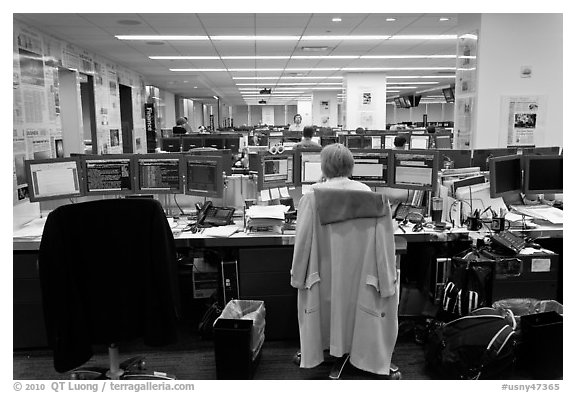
213 300 266 379
492 298 563 379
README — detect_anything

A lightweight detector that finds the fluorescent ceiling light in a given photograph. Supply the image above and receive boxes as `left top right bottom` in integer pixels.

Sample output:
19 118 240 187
232 76 343 80
116 35 209 40
386 18 397 22
332 17 342 22
459 34 478 40
439 17 450 22
387 86 418 89
386 75 456 79
170 67 455 72
213 96 219 99
361 55 456 59
236 83 342 86
387 82 439 85
118 34 457 42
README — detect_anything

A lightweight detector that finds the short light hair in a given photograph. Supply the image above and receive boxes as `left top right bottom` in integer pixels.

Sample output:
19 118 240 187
321 143 354 179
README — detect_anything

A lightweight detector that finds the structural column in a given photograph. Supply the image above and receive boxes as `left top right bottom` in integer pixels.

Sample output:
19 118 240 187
344 72 387 130
311 91 338 128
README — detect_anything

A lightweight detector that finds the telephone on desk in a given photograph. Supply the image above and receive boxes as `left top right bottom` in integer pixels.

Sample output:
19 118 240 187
195 201 235 227
394 203 426 222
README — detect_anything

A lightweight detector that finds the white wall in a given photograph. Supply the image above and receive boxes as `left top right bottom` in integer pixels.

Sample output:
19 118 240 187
297 101 312 126
345 72 387 130
162 90 176 128
475 14 562 148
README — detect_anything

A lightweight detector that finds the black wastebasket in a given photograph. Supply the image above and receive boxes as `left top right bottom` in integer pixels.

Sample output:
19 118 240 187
213 300 265 379
520 311 562 379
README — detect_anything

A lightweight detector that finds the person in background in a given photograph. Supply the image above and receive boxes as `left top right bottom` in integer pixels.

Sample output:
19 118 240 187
355 127 366 135
295 126 322 149
172 117 188 135
393 135 407 150
289 114 304 131
183 117 193 133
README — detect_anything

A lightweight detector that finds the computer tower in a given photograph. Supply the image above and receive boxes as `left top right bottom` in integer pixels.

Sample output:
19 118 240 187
221 260 239 305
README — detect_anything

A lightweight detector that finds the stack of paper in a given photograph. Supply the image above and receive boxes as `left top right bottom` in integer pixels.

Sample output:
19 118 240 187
511 205 563 225
202 225 240 238
245 205 289 230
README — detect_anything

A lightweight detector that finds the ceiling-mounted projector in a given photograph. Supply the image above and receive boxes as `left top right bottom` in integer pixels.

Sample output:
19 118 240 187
259 88 272 94
258 100 267 104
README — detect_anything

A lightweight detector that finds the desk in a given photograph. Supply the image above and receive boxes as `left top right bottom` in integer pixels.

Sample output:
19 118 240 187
12 218 562 347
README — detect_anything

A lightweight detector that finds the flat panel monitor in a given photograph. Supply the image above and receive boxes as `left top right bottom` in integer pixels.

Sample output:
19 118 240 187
442 87 455 103
321 136 338 147
257 152 295 190
472 148 518 171
181 136 204 151
188 149 232 176
83 155 135 195
391 150 439 191
365 135 382 149
203 137 226 150
311 136 321 145
345 135 364 149
25 158 84 202
136 154 184 194
520 146 561 156
435 134 452 149
161 137 181 152
248 134 268 147
488 155 523 198
440 150 473 169
383 135 397 149
410 134 430 150
351 150 391 187
523 155 562 194
297 150 323 185
224 135 241 153
185 155 224 198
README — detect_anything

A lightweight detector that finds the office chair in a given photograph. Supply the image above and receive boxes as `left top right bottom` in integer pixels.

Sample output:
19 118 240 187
291 189 401 379
38 199 180 379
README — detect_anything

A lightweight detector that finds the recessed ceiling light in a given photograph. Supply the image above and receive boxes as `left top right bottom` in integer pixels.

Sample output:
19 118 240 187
386 18 397 22
439 17 450 22
194 86 198 89
332 17 342 22
117 19 141 25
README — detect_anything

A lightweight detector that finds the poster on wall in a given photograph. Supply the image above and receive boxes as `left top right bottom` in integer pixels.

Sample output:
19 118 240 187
455 97 474 149
19 49 45 87
362 92 372 105
456 32 478 95
502 95 545 147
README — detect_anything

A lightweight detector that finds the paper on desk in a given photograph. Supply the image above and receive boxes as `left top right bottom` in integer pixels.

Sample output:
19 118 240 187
270 187 280 200
512 205 563 224
13 217 47 238
279 187 290 198
505 212 532 223
260 189 271 202
202 225 240 238
246 204 289 219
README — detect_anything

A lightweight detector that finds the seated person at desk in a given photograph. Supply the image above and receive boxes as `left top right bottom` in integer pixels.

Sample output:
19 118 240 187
289 114 304 131
295 126 322 149
393 135 407 150
172 117 188 135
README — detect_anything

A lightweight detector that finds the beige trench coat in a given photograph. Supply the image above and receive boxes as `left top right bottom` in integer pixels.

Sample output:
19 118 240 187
291 186 399 375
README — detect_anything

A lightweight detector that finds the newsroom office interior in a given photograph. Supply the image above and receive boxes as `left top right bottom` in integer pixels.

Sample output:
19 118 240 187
12 13 563 223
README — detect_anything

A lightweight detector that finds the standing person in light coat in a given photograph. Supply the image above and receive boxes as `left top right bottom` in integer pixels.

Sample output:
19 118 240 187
291 143 400 376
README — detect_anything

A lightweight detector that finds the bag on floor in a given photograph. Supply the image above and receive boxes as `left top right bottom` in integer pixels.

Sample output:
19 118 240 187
425 307 517 380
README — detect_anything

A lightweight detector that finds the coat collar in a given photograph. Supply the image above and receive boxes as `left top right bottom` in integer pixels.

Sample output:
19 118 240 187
314 188 385 225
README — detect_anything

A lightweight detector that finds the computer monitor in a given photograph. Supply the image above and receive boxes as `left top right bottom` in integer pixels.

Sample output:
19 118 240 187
391 150 439 190
135 154 184 194
523 155 562 194
311 136 321 145
83 155 135 195
472 148 518 171
522 146 561 156
25 158 84 202
161 137 181 152
440 150 473 169
351 150 391 187
364 135 382 149
248 134 268 147
257 151 295 190
184 155 224 198
294 150 323 185
383 135 397 149
345 135 364 149
435 134 452 149
488 155 523 198
410 134 430 150
203 136 226 150
320 136 338 147
224 135 241 153
181 136 204 151
188 149 233 175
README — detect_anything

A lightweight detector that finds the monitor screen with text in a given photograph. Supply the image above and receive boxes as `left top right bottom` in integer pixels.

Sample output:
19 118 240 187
25 158 83 202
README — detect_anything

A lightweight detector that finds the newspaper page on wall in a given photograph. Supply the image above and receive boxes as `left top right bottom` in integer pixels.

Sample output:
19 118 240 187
502 95 546 147
454 32 478 149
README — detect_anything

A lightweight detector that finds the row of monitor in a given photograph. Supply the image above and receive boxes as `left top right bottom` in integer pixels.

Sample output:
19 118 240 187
254 149 439 191
489 154 563 197
161 134 241 153
339 132 452 150
439 146 561 171
25 153 225 202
